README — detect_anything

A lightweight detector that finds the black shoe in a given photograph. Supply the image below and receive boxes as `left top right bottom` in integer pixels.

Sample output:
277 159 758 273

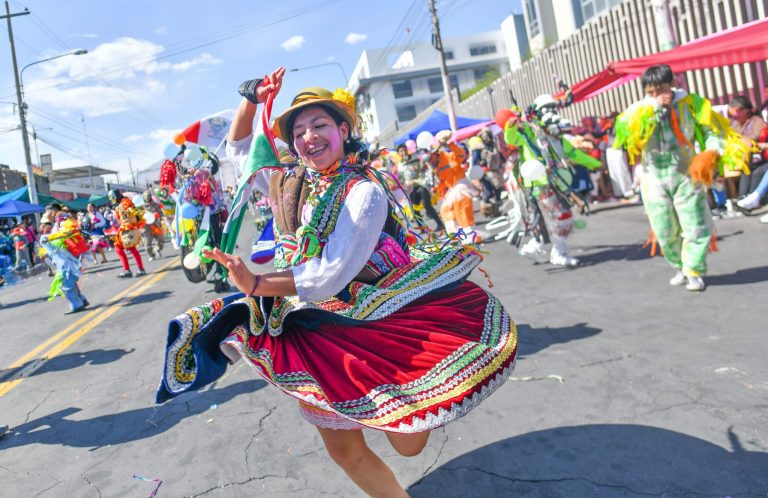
117 270 133 278
82 298 90 307
135 269 147 277
65 306 86 315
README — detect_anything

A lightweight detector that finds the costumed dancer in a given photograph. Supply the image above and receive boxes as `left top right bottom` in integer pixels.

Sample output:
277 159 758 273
40 215 90 314
158 70 517 497
85 203 109 264
155 183 178 249
614 64 749 291
395 141 445 232
498 99 601 267
427 130 479 240
140 190 165 261
107 190 147 278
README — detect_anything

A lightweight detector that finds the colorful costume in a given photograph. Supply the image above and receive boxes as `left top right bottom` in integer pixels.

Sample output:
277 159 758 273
158 88 517 434
503 111 601 266
429 138 475 235
109 195 146 277
614 89 747 278
141 194 165 260
397 152 445 231
41 218 89 312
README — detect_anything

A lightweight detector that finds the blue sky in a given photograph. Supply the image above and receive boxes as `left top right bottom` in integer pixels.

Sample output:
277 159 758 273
0 0 521 181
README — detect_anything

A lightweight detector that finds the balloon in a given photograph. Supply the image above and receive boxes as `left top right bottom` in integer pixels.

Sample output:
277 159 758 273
416 131 434 150
184 147 202 164
173 134 186 146
132 194 145 208
143 211 155 224
573 219 587 229
182 218 196 232
520 160 547 182
180 203 199 220
494 108 517 129
467 165 484 181
183 251 201 270
468 136 484 151
163 144 180 160
405 139 417 154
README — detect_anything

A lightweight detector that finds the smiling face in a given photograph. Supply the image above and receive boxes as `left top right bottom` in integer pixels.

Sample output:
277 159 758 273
291 106 349 172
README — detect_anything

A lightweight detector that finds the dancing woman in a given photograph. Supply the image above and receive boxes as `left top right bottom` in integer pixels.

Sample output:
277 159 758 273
158 69 518 497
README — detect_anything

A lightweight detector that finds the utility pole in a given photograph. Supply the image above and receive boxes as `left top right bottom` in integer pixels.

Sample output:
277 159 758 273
2 1 36 204
428 0 458 131
651 0 678 51
128 158 136 187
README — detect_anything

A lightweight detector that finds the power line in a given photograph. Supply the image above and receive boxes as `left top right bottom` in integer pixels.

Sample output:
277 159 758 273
0 2 338 99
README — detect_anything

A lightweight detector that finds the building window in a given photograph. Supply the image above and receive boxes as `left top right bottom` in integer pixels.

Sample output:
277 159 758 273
525 0 540 36
392 80 413 99
469 44 497 56
396 104 417 122
581 0 615 20
427 75 459 94
427 77 443 94
445 50 454 60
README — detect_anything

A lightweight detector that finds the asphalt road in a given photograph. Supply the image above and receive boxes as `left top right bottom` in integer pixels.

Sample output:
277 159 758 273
0 205 766 497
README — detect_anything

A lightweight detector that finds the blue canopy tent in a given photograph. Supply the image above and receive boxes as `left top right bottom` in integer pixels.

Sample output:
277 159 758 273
395 110 488 145
0 199 45 217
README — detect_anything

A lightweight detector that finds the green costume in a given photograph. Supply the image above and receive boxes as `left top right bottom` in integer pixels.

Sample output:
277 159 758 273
613 90 741 277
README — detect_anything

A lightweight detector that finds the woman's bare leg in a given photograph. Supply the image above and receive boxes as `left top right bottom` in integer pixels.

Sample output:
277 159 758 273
317 427 409 498
385 431 430 457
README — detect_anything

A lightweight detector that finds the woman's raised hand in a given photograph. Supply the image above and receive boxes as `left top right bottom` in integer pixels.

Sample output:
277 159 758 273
256 67 286 103
203 247 259 295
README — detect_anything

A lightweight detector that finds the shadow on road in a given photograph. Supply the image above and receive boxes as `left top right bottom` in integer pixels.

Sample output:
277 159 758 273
123 291 173 306
516 322 601 358
0 348 135 383
576 243 652 266
707 265 768 286
0 379 266 450
408 425 768 497
0 295 48 309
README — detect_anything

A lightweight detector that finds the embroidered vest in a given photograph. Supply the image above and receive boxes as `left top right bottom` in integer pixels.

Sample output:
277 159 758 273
268 166 408 270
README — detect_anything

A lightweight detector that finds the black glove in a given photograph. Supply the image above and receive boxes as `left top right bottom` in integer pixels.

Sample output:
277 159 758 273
238 78 264 105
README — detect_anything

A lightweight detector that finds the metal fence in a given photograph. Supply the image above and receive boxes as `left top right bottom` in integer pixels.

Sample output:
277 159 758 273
381 0 767 145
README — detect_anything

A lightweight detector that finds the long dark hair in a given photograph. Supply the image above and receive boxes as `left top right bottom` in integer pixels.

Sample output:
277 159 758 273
286 104 368 162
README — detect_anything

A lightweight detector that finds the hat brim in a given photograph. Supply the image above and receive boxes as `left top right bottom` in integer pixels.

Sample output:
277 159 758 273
272 99 355 145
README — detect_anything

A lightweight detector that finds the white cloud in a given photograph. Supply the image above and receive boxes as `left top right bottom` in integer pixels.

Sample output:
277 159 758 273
67 33 98 39
122 134 144 143
281 35 305 51
21 38 221 118
345 32 367 45
154 26 168 35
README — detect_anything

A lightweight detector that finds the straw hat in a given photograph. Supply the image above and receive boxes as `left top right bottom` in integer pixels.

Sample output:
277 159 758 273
272 87 356 144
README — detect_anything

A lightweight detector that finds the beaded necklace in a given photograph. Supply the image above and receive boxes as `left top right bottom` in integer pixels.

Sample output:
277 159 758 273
276 159 365 267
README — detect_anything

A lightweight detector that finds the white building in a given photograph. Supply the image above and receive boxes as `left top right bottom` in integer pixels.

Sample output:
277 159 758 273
349 31 511 144
522 0 624 53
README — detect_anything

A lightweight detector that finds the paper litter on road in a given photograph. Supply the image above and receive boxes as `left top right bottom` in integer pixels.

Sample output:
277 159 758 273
133 474 163 498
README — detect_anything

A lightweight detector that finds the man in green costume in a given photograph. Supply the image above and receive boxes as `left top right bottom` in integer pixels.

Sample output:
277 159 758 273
613 64 746 292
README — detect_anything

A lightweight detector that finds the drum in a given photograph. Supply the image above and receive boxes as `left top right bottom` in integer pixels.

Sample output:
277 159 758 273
120 229 142 248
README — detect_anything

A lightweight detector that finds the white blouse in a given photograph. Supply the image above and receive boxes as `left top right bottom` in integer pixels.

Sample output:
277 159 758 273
226 134 389 303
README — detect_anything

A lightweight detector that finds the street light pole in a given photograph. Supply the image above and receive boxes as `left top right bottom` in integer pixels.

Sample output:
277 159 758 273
289 62 349 87
3 1 35 203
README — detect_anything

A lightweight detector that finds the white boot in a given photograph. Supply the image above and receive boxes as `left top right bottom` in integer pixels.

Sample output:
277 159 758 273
685 276 706 291
549 240 579 267
669 270 686 286
519 238 549 263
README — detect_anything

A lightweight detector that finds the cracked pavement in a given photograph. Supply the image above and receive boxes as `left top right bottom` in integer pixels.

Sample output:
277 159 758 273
1 206 766 497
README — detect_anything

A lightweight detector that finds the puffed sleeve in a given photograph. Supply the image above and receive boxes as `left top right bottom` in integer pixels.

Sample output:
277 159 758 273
225 133 272 196
292 180 389 302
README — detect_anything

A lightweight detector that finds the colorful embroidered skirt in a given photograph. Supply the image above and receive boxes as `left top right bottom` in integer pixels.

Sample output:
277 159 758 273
157 250 517 433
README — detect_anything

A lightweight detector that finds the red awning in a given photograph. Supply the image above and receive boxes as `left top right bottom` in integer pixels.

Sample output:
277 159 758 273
570 17 768 103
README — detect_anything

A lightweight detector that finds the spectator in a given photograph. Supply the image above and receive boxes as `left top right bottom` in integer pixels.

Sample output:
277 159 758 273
736 125 768 211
